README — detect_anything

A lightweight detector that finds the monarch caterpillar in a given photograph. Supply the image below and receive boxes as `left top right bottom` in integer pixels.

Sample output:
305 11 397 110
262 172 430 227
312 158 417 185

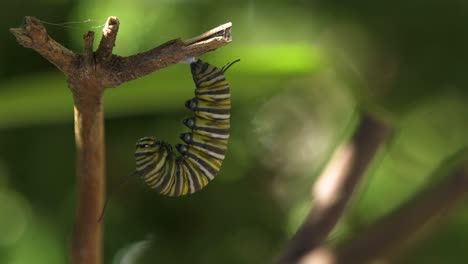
134 59 239 196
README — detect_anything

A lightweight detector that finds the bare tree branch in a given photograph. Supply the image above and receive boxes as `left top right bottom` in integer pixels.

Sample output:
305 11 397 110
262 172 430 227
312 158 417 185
9 16 77 74
10 17 232 89
10 16 232 264
111 22 232 86
72 101 105 264
278 113 393 264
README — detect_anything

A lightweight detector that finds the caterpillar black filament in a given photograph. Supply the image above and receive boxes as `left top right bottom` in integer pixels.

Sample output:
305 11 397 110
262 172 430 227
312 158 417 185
134 59 238 196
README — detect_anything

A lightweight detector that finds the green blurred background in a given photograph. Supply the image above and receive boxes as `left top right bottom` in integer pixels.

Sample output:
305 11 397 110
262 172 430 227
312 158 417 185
1 0 468 263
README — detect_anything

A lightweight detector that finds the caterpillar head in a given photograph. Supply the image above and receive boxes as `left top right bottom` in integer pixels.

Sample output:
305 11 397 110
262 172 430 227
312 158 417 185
190 59 208 76
134 137 172 174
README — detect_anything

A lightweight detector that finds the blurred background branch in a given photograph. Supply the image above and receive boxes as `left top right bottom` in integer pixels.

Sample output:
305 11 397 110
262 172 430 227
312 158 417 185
278 113 392 264
334 150 468 264
299 150 468 264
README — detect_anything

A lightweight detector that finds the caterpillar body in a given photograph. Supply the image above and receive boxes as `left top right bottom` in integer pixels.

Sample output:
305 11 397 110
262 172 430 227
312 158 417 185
134 59 237 196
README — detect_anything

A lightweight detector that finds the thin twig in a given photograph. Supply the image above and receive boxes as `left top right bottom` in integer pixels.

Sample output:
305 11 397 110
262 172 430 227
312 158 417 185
95 16 119 61
110 22 232 87
278 113 392 264
10 16 77 74
9 16 232 264
83 31 95 66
